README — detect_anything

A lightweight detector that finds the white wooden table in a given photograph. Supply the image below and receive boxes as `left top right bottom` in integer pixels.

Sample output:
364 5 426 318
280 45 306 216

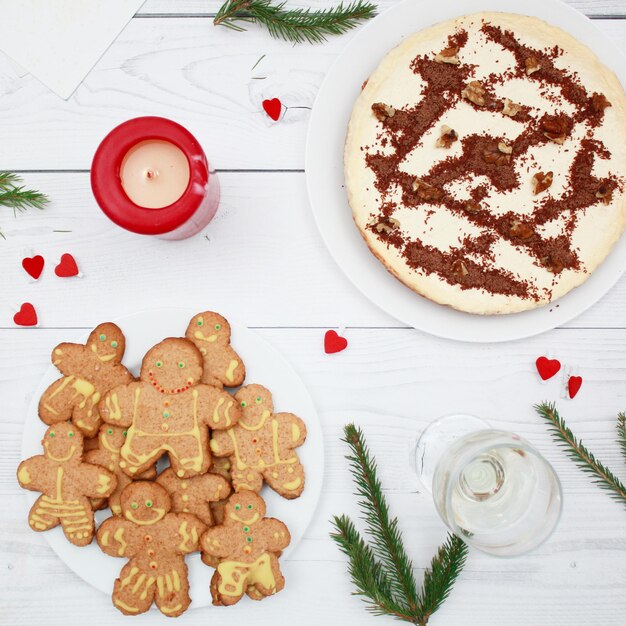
2 1 626 624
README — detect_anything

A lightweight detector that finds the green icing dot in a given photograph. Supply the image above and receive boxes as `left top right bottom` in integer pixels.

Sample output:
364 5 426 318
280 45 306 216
68 432 74 437
111 340 118 348
247 504 253 510
156 361 163 368
241 401 247 408
255 397 262 404
122 431 128 437
49 431 55 437
243 526 249 533
107 428 113 435
131 502 138 510
234 504 241 511
246 536 252 543
215 324 221 330
178 362 185 369
145 500 152 508
99 334 106 341
197 319 203 326
163 411 170 418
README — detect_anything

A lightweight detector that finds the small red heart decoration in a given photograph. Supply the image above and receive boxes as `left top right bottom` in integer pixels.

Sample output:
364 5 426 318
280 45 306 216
262 98 282 121
55 253 79 277
22 254 45 279
568 375 583 399
535 356 561 380
14 302 38 326
324 330 348 354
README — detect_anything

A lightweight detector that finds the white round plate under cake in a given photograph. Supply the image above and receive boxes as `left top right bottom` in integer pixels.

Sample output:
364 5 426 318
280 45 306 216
306 0 626 342
20 308 324 610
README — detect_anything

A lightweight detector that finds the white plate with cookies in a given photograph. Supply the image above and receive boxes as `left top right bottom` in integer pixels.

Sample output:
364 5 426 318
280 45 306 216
20 307 324 610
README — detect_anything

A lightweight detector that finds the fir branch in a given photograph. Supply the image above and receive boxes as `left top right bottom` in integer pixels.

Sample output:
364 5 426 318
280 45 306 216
343 423 420 612
331 423 467 625
535 402 626 507
418 534 467 626
214 0 377 44
617 413 626 464
0 171 49 216
330 515 415 620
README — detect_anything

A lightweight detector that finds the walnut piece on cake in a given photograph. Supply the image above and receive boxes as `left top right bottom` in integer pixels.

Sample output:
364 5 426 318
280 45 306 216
412 178 443 201
532 171 554 195
596 183 613 205
525 56 541 75
461 81 486 106
371 102 395 121
542 116 569 144
502 98 522 117
369 215 400 234
591 92 611 114
463 200 482 214
451 259 469 277
483 142 511 166
434 46 459 65
509 220 534 240
435 125 458 148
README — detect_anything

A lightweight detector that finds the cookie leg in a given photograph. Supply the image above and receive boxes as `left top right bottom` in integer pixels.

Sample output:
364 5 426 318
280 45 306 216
171 435 211 478
154 566 191 617
72 397 101 438
231 468 264 493
247 554 285 599
59 501 94 546
210 569 246 606
28 496 60 532
120 436 162 477
263 461 305 498
113 563 156 616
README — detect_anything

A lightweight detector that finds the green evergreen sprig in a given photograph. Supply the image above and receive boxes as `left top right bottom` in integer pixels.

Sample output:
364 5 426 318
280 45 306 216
535 402 626 507
330 424 468 625
214 0 377 44
0 171 49 215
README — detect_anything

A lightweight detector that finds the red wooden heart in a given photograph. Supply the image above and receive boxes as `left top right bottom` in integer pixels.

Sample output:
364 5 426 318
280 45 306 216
22 254 45 279
262 98 282 121
14 302 38 326
535 356 561 380
324 330 348 354
55 253 79 277
568 375 583 399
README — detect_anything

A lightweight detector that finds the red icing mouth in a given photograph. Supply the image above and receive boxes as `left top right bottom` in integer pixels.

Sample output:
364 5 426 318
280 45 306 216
148 370 192 395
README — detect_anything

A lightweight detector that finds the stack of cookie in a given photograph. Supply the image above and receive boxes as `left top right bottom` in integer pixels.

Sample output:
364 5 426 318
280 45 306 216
17 311 307 617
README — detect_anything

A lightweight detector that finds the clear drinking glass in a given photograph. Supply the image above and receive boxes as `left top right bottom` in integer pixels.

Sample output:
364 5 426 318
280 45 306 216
415 414 562 557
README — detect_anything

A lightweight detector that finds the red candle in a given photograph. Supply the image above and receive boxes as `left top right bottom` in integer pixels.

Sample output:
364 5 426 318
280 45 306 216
91 117 219 240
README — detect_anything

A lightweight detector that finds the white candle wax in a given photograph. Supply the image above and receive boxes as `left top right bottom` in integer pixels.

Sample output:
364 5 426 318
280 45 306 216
120 139 190 209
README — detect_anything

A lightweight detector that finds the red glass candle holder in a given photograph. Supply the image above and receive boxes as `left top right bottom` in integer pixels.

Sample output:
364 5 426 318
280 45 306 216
91 116 220 240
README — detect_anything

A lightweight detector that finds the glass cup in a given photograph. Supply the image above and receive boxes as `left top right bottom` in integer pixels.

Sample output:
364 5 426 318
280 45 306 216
414 414 562 557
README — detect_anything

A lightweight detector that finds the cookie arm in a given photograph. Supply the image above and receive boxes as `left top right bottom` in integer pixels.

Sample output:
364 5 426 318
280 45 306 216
262 518 291 552
99 382 141 427
97 517 140 558
200 525 233 557
167 514 207 555
275 412 307 448
198 385 241 430
209 430 234 457
79 463 117 498
17 456 50 492
197 474 231 502
50 343 87 376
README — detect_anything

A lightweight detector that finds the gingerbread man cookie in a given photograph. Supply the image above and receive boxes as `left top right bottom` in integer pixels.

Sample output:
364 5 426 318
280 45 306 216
156 467 231 526
185 311 245 388
38 323 134 437
85 425 156 515
200 492 290 606
17 422 116 546
97 482 205 617
210 384 307 498
99 337 241 478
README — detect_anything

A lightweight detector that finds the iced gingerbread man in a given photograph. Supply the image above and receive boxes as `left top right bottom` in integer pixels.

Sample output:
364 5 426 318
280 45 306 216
85 425 156 515
99 337 241 478
39 323 134 438
156 467 231 526
209 384 307 499
185 311 245 388
201 492 290 605
97 482 205 617
17 422 117 546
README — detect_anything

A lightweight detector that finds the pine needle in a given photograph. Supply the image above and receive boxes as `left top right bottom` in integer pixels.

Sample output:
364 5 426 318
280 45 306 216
214 0 377 44
535 402 626 507
330 423 468 625
617 413 626 464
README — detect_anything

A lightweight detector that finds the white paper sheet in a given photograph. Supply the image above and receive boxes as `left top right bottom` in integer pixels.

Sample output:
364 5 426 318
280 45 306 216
0 0 146 99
